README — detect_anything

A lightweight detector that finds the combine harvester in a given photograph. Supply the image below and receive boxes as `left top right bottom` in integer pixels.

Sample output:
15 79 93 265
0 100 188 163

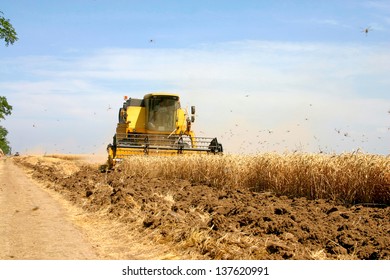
106 93 223 168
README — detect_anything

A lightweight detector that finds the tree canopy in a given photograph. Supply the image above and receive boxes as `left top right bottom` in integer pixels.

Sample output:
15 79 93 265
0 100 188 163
0 96 12 120
0 11 18 46
0 126 10 154
0 10 16 154
0 96 12 154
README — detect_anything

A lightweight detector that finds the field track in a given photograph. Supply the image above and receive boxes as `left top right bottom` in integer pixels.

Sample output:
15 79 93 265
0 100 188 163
0 158 96 259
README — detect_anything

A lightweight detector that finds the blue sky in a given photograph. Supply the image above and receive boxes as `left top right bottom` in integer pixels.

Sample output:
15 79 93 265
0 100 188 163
1 0 389 155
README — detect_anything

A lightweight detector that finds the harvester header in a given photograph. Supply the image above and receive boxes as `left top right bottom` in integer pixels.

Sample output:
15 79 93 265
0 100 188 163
107 93 223 167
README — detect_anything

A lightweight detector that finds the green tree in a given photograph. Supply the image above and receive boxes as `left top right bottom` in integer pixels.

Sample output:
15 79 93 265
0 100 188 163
0 11 16 154
0 95 13 155
0 11 18 46
0 96 12 119
0 126 11 154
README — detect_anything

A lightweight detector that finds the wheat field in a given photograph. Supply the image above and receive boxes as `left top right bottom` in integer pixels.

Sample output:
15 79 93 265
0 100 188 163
119 152 390 205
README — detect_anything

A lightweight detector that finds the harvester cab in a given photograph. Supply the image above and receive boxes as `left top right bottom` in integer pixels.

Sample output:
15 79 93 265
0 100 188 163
107 93 223 167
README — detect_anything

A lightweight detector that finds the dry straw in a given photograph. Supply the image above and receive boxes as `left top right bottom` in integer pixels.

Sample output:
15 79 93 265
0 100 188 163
120 152 389 205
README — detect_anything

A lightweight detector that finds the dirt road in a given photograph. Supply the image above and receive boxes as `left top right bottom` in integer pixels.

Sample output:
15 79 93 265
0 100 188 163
0 158 97 259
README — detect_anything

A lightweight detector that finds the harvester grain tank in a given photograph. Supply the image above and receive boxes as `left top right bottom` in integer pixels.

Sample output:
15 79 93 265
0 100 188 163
107 93 223 167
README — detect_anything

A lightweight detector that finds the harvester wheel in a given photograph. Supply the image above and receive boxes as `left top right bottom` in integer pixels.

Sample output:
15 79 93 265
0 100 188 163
107 155 114 170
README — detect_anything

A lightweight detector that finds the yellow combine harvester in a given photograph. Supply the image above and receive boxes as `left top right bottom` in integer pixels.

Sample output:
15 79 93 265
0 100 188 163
107 93 223 167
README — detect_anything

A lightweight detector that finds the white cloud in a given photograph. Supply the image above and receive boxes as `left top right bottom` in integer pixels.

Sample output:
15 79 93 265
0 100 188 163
365 1 390 12
1 40 389 155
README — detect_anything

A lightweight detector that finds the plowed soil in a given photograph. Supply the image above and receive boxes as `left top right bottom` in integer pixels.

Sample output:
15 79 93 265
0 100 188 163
12 155 390 260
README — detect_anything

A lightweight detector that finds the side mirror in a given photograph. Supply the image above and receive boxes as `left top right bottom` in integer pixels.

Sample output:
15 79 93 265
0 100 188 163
191 116 195 122
191 106 195 115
